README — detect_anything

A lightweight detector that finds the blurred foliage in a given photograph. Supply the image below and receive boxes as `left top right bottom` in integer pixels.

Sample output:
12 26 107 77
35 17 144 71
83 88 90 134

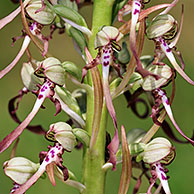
0 1 194 193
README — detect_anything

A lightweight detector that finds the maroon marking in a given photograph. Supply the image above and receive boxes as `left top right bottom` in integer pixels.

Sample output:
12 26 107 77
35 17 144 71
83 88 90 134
45 155 49 162
135 2 141 6
104 50 108 54
109 49 111 53
161 173 167 180
58 147 61 150
163 41 167 47
41 88 45 92
166 48 171 52
38 94 43 99
104 55 110 59
133 9 140 15
103 61 109 66
159 168 165 173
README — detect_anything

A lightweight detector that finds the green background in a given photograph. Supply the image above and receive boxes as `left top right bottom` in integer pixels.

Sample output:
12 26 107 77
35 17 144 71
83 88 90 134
0 0 194 193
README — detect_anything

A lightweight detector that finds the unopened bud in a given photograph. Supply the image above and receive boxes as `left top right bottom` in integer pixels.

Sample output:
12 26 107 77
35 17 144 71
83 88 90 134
3 157 39 185
72 128 90 147
146 14 176 39
26 0 56 25
46 122 76 152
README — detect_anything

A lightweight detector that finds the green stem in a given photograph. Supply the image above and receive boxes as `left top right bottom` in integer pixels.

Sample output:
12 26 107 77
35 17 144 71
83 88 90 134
81 0 115 194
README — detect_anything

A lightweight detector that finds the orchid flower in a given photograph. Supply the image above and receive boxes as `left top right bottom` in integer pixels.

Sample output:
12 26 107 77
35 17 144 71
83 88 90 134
0 79 59 154
152 88 194 146
82 26 123 169
13 143 68 194
146 4 194 85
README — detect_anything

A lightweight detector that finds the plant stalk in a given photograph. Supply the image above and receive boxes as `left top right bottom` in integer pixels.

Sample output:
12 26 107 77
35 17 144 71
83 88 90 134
81 0 115 193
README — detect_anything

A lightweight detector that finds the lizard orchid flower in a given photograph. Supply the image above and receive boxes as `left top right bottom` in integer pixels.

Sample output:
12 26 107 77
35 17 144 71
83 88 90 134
0 57 67 153
82 26 123 169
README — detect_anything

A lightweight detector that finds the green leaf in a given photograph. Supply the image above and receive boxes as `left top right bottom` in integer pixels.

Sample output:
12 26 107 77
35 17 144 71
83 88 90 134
61 61 82 81
55 86 82 116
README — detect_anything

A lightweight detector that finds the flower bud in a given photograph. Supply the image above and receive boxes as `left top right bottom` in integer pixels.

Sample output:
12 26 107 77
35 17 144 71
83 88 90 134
72 89 87 115
3 157 39 185
146 14 176 39
26 0 56 25
21 62 42 91
95 26 123 48
55 86 82 116
126 128 147 144
46 122 76 152
138 137 175 164
72 128 90 147
35 57 66 86
142 64 172 91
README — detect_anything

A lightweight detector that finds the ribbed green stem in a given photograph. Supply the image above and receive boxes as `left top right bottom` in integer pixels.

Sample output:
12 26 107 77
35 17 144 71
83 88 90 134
81 0 115 193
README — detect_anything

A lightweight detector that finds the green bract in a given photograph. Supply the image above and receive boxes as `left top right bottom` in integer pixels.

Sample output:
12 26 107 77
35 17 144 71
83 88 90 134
26 0 56 25
3 157 39 185
62 61 82 81
55 86 82 116
146 14 175 39
72 128 90 147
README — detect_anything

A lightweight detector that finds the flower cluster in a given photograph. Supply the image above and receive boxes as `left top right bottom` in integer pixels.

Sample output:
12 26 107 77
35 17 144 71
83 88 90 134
0 0 193 194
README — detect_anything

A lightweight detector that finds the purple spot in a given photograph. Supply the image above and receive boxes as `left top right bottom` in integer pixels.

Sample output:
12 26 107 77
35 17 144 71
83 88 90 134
165 100 169 105
156 163 159 167
45 86 48 89
51 150 55 154
103 61 109 66
161 173 167 180
159 168 165 173
41 88 45 92
133 9 140 15
38 94 43 99
135 2 141 6
163 41 167 47
104 55 110 59
104 50 108 54
45 156 49 162
58 147 61 150
166 48 171 52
